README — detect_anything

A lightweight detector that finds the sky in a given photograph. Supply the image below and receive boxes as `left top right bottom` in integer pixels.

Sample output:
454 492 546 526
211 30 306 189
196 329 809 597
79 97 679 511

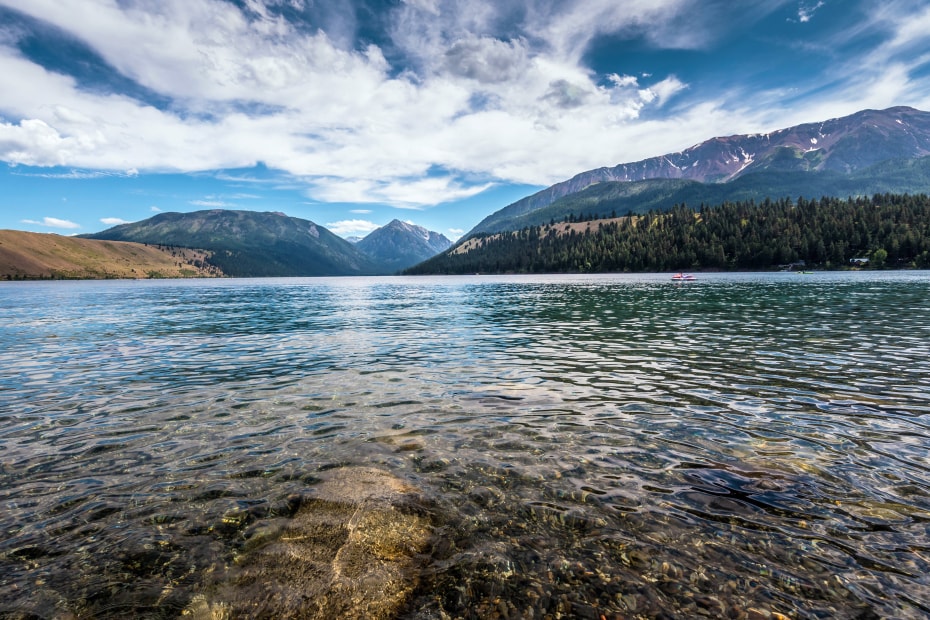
2 1 930 240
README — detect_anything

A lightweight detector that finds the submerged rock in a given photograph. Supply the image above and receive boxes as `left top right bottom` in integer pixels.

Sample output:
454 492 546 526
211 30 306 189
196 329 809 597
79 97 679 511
188 467 434 619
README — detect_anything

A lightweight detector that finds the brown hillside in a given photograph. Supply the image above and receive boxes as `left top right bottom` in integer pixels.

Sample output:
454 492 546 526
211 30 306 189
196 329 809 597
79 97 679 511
0 230 223 280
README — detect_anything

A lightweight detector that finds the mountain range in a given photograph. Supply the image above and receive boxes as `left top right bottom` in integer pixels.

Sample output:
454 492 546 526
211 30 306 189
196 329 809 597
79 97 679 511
468 106 930 235
9 106 930 278
81 209 378 277
76 211 450 278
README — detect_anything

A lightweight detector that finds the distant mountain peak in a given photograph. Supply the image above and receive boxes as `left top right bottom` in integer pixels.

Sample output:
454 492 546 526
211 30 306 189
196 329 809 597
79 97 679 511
383 219 434 241
356 220 452 272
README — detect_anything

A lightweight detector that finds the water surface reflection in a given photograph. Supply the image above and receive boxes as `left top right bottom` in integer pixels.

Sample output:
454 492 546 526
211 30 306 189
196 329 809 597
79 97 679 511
1 273 928 618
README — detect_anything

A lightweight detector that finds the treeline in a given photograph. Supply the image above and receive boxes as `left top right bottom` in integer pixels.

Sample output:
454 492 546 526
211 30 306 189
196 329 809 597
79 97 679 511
407 193 930 274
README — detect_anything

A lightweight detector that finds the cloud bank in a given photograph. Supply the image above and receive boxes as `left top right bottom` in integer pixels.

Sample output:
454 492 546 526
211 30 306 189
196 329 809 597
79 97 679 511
325 219 381 236
1 0 929 210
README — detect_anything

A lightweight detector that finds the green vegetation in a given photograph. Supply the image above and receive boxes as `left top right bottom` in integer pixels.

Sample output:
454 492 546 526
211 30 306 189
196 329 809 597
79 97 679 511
82 210 379 277
407 193 930 274
473 156 930 234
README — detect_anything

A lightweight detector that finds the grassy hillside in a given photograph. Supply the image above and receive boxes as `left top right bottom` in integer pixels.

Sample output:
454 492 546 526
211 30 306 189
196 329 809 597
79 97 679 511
0 230 222 280
82 210 379 277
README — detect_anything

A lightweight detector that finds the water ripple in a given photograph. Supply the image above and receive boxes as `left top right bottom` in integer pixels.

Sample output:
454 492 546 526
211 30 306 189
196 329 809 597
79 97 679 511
1 273 929 618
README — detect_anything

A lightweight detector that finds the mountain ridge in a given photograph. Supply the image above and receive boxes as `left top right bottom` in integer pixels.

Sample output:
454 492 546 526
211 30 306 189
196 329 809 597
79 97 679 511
468 106 930 235
78 210 453 277
490 155 930 232
81 209 380 277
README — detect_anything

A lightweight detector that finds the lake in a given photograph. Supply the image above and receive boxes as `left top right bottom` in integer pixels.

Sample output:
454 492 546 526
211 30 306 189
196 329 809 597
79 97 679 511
1 272 928 619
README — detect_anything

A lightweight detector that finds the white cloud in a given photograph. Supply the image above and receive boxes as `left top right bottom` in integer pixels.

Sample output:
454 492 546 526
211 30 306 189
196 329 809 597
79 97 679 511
402 0 440 17
442 35 529 84
12 169 109 179
797 1 825 23
0 117 104 167
0 0 716 203
350 209 372 214
765 3 930 124
609 74 640 88
309 176 494 208
641 76 687 106
10 168 140 179
0 0 928 213
150 206 162 212
100 217 130 225
190 199 234 207
324 219 381 236
879 2 930 53
21 216 80 229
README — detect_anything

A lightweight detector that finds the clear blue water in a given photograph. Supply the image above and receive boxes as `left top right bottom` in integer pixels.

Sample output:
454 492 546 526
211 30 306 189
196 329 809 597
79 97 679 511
1 272 929 619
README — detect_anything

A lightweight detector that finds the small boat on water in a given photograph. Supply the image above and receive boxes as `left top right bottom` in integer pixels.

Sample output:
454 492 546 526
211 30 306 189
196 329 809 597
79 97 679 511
671 272 696 281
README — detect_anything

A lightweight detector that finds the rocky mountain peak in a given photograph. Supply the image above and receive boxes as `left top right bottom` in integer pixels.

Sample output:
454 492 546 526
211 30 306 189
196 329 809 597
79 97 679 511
356 220 452 272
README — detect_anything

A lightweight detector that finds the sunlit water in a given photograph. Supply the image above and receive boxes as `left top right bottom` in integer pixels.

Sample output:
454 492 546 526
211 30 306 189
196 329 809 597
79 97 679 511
1 273 929 619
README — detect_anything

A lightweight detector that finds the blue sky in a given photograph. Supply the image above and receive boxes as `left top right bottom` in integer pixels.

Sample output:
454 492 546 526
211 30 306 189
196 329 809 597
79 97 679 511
2 0 930 239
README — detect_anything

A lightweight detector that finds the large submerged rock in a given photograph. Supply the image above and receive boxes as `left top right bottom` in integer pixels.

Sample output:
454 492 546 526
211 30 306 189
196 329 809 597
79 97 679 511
187 467 434 619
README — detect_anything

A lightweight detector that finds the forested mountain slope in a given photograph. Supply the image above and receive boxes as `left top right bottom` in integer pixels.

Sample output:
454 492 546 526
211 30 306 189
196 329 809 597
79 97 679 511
408 194 930 274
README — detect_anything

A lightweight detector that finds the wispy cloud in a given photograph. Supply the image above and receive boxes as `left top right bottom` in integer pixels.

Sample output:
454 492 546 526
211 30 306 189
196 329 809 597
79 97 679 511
21 216 80 229
10 168 138 179
213 172 276 184
100 217 130 225
324 219 381 236
879 1 930 52
12 169 107 179
190 199 234 207
150 206 162 212
310 176 495 208
189 192 257 207
797 1 825 23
